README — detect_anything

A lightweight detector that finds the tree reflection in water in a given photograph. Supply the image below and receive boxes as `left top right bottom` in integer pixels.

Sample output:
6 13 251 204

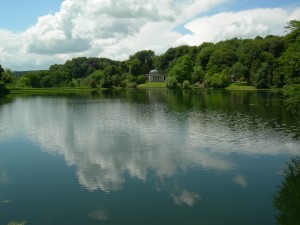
274 156 300 225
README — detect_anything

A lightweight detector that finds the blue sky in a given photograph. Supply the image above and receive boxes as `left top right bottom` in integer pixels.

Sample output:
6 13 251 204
0 0 299 70
0 0 63 31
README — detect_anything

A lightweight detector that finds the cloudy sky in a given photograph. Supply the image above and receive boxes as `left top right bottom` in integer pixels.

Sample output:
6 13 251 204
0 0 299 71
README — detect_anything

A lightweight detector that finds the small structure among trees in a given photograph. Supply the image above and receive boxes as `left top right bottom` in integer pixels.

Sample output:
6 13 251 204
148 69 164 82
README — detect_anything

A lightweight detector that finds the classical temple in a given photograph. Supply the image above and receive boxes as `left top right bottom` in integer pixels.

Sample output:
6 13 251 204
148 69 164 82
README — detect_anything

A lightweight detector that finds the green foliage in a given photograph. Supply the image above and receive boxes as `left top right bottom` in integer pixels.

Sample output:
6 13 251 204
274 156 300 225
111 75 121 86
1 69 15 84
229 62 248 81
89 79 98 88
129 50 154 75
136 75 146 84
129 58 142 76
120 80 128 88
207 49 238 73
0 81 10 96
40 75 52 88
165 76 179 89
252 63 272 88
195 43 215 70
17 77 31 87
182 80 191 89
5 20 300 95
167 55 193 84
205 71 229 88
192 65 205 83
283 84 300 114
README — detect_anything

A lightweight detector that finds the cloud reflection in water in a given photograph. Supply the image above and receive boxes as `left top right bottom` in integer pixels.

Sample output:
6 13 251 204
0 95 299 194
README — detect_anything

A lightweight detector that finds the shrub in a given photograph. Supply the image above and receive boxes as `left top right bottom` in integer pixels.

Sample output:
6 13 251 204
89 79 98 88
0 81 10 96
137 75 146 84
182 80 191 89
17 77 31 88
166 76 179 89
205 72 229 88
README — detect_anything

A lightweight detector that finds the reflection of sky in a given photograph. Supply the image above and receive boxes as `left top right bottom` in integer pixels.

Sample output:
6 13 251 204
0 96 299 193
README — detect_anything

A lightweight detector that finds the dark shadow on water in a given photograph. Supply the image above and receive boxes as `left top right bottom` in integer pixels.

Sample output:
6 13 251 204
274 156 300 225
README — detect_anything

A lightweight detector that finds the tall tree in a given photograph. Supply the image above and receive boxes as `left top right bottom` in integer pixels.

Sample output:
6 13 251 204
167 55 193 84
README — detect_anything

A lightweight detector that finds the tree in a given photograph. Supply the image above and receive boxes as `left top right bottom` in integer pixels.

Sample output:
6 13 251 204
129 50 155 74
229 62 248 82
0 81 10 96
0 65 10 95
182 80 191 89
285 20 300 41
165 76 179 89
136 75 146 84
207 49 238 73
40 75 52 88
195 44 215 70
192 65 205 84
18 77 31 87
0 64 4 79
129 58 142 76
274 156 300 225
167 55 193 84
252 63 272 88
205 70 229 88
1 69 14 84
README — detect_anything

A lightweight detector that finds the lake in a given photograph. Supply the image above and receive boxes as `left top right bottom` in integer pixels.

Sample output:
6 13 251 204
0 89 299 225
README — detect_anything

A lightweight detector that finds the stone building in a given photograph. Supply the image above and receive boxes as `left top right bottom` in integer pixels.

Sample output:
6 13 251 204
148 69 164 82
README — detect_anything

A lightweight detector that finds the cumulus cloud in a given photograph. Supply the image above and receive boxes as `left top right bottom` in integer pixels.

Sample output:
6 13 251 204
0 0 229 70
177 7 300 45
0 0 300 70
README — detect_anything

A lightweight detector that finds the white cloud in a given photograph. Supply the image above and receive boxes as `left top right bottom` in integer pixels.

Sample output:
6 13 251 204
0 0 299 70
177 7 300 45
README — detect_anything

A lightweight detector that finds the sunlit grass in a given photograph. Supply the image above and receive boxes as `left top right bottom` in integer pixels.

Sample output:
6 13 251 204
137 82 166 88
225 82 256 91
9 87 100 95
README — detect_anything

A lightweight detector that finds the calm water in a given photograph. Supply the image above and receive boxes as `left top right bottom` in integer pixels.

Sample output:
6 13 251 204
0 89 299 225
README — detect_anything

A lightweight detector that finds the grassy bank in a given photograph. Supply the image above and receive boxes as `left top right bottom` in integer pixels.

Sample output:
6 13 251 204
9 87 101 95
137 82 166 88
225 82 257 91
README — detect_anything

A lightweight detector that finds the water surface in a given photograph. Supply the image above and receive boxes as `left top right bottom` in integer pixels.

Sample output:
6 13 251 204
0 89 299 225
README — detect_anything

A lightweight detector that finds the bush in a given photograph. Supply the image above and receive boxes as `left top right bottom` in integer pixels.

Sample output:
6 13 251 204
0 81 10 96
166 76 179 89
120 80 128 88
137 75 146 84
205 72 229 88
89 79 98 88
17 77 31 88
182 80 191 89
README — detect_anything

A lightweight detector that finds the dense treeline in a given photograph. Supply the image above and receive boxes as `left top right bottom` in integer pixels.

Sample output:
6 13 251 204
0 20 299 93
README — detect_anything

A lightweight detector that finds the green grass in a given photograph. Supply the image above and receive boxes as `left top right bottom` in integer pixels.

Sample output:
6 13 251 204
9 87 101 95
225 82 257 91
137 82 166 88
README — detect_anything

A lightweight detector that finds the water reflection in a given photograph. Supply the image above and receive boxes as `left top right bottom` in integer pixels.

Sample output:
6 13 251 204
233 174 248 188
171 190 201 206
0 90 299 195
274 156 300 225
